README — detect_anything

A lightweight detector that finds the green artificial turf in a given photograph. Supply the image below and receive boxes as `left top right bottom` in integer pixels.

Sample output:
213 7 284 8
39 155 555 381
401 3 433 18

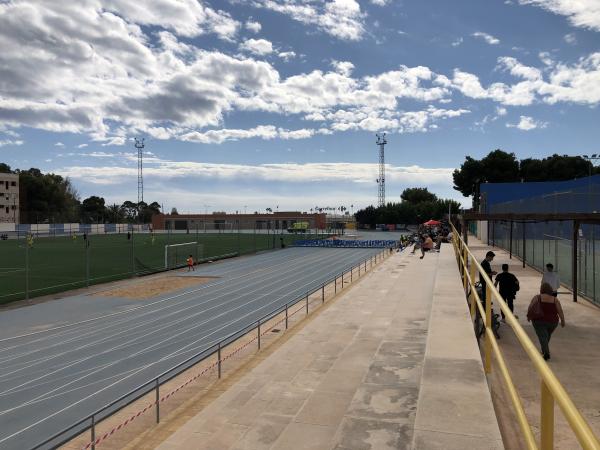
0 231 314 304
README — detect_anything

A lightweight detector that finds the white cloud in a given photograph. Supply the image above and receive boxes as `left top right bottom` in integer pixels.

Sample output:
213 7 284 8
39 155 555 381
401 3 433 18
55 142 65 147
518 0 600 31
453 53 600 106
179 125 327 144
451 37 463 47
245 20 262 33
0 139 24 147
4 1 600 146
472 31 500 45
56 159 454 187
77 143 89 148
507 115 548 130
564 33 577 44
496 106 507 116
331 60 355 76
278 51 296 61
239 38 274 55
250 0 366 41
370 0 390 5
101 0 240 39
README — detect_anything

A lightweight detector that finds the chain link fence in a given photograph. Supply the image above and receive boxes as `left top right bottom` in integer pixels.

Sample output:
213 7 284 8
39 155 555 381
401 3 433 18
0 223 327 304
487 187 600 306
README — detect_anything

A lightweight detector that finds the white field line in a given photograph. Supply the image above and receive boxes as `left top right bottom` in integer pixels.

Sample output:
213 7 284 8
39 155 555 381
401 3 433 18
0 250 368 395
0 249 379 444
0 249 348 371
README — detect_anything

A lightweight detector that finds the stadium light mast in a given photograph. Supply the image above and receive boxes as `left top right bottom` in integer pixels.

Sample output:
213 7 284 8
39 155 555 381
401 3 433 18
376 133 387 207
134 138 145 205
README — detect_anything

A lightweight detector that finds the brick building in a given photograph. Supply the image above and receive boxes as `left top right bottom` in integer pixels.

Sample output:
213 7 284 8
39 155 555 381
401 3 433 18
152 211 327 231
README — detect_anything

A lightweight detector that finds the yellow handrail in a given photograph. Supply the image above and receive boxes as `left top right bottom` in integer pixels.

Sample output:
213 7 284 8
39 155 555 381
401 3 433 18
451 223 600 450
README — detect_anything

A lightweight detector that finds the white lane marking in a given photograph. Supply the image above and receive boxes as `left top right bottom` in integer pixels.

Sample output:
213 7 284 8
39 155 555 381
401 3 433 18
0 249 365 394
0 247 317 344
0 249 378 444
0 248 333 365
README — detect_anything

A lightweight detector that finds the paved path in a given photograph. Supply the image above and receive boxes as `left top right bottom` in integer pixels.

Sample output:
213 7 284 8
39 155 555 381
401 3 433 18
147 245 501 450
0 247 380 450
467 235 600 449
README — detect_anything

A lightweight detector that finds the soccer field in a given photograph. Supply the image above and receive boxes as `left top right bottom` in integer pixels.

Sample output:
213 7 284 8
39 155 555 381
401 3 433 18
0 231 312 304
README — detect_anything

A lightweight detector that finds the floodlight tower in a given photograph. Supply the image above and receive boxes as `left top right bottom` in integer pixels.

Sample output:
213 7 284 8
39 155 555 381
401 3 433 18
134 138 145 204
375 133 387 207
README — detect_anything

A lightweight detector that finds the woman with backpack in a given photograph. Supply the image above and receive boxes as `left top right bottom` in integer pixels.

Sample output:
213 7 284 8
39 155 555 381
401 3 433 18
527 282 566 360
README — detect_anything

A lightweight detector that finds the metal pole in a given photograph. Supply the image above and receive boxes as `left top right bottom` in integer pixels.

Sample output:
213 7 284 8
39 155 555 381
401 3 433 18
25 240 30 301
218 342 221 378
594 227 596 304
155 379 160 423
509 220 513 259
470 255 477 318
86 239 90 288
540 381 554 450
334 276 337 294
573 220 579 302
285 304 288 329
131 229 136 277
258 320 261 349
306 293 309 314
351 267 353 282
91 415 96 450
484 284 492 374
342 271 344 289
522 222 526 268
322 285 324 303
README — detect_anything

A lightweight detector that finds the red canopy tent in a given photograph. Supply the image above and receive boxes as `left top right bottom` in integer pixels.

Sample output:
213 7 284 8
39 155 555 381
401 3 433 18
423 219 441 226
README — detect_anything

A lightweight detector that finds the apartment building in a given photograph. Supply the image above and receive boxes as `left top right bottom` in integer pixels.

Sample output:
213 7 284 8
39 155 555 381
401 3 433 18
0 173 19 223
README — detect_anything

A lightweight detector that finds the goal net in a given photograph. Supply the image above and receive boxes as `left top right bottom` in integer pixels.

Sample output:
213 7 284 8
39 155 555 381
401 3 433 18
164 242 202 270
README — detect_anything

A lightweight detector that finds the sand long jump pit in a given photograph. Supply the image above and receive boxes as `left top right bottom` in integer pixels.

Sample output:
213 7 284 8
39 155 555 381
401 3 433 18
92 274 218 300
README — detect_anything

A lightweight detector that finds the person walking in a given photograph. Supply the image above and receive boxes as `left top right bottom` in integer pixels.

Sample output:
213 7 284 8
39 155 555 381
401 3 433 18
494 264 520 321
479 251 497 303
186 254 195 272
542 263 560 297
419 234 434 259
527 282 565 360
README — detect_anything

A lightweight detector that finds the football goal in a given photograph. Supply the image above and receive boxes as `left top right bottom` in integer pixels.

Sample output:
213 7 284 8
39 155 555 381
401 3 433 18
164 242 202 270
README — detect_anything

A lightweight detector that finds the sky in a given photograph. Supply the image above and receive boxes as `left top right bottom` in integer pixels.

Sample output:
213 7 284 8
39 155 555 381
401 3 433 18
1 0 600 214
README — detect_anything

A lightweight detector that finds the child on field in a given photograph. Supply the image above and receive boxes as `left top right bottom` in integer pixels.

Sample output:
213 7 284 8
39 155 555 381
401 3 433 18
186 254 195 272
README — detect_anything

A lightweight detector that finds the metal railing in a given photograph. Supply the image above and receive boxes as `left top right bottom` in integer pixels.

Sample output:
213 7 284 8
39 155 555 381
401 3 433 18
31 248 393 450
451 224 600 450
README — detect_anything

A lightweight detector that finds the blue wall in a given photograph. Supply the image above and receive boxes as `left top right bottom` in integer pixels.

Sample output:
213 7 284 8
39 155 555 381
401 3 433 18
480 175 600 212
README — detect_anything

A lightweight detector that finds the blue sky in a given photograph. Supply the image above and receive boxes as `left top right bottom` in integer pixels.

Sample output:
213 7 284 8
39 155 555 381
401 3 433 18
1 0 599 213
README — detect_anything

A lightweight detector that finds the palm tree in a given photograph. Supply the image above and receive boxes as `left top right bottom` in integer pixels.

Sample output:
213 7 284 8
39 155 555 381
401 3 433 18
107 203 124 223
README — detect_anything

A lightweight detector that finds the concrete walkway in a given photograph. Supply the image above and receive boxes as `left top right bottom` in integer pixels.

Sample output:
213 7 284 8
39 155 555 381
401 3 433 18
134 245 502 450
466 235 600 449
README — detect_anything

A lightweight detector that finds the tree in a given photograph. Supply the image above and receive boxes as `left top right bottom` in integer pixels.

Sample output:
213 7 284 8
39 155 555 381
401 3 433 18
535 154 590 180
452 150 590 209
354 188 461 228
106 203 124 223
18 168 80 223
138 201 161 223
401 187 437 204
81 196 106 223
121 201 138 222
170 207 179 215
0 163 12 173
452 156 484 200
482 149 520 183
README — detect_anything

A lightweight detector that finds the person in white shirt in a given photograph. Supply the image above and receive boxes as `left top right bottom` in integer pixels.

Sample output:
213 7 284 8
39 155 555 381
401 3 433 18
541 263 560 297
